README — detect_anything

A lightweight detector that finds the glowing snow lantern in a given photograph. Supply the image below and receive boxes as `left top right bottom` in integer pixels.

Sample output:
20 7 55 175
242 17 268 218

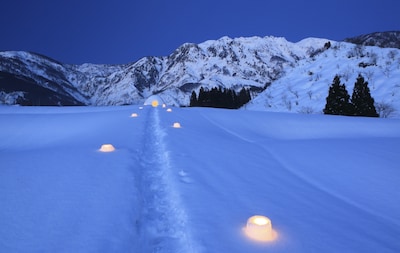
99 144 115 152
131 113 138 117
162 103 166 108
151 100 159 107
173 122 181 128
166 108 172 112
245 215 276 242
144 95 164 108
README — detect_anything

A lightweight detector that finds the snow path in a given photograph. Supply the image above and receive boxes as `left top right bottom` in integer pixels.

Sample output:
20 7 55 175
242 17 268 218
1 106 399 252
135 107 199 253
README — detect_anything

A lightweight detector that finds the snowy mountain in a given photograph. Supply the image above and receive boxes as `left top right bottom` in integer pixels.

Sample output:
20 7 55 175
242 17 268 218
1 105 400 252
0 51 87 105
345 31 400 49
247 40 400 118
1 36 326 106
1 33 399 117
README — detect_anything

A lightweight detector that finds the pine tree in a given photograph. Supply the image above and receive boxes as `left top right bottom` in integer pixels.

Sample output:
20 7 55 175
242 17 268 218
197 87 206 107
189 91 198 107
228 89 237 109
237 88 251 108
191 86 252 109
351 74 378 117
324 75 353 116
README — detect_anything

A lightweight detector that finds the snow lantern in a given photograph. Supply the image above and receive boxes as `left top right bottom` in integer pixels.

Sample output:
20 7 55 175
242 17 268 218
151 100 159 107
131 113 138 117
244 215 276 242
99 144 116 152
166 108 172 112
144 95 164 108
173 122 181 128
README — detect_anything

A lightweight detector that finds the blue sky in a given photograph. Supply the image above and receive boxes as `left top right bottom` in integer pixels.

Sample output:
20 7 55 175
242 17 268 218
1 0 399 64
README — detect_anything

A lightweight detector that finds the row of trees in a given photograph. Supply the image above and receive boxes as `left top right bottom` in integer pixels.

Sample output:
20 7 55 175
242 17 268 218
324 74 378 117
187 74 380 117
189 87 251 109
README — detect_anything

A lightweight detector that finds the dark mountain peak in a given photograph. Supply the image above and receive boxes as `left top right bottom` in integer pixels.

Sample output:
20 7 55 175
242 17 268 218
344 31 400 49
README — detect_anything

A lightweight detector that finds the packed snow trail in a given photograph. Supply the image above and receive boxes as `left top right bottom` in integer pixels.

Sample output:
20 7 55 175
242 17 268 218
135 107 199 253
162 107 400 253
2 106 400 253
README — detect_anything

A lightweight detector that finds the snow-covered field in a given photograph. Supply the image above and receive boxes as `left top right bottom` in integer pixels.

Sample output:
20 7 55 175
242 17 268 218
1 105 400 253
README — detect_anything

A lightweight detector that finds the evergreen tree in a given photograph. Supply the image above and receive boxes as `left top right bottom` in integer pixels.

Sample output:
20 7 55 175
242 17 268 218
228 89 237 109
351 74 379 117
197 87 206 106
221 88 230 108
190 86 252 109
189 91 198 107
324 75 353 116
210 87 219 107
237 88 251 108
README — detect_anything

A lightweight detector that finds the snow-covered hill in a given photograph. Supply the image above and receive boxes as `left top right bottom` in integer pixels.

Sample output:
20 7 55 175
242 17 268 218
1 33 399 117
345 31 400 49
1 105 399 252
247 41 400 118
0 36 327 106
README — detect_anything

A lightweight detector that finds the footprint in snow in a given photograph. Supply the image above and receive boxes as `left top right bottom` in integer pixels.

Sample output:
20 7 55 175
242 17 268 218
178 170 193 184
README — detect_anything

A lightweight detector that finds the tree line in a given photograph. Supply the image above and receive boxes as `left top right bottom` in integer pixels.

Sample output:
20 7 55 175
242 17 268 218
189 87 251 109
188 74 379 117
324 74 378 117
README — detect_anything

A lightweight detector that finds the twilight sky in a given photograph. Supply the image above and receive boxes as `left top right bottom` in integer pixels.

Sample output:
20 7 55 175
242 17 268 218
1 0 399 64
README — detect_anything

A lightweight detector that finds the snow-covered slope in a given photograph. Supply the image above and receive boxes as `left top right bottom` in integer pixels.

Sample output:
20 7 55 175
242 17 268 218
155 36 327 105
247 41 400 118
1 34 399 117
345 31 400 49
0 51 87 105
1 105 399 252
0 36 330 106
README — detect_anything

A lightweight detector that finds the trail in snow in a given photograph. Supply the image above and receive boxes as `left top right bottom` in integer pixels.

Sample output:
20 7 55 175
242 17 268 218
135 107 199 253
2 106 399 252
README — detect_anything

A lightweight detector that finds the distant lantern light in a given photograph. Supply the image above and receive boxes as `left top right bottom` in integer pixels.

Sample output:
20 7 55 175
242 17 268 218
131 113 138 117
99 144 116 152
151 100 159 107
166 108 172 112
162 103 166 108
173 122 181 128
244 215 277 242
139 106 143 110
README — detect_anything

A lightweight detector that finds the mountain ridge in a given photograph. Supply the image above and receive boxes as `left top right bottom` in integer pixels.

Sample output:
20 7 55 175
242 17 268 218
1 36 328 106
344 31 400 49
1 32 399 117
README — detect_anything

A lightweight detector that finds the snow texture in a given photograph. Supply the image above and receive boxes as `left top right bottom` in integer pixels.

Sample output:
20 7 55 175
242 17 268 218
1 105 400 252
